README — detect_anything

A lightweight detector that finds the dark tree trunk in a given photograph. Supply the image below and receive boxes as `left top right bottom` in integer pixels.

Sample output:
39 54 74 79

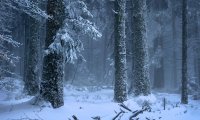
181 0 188 104
130 0 151 96
114 0 127 103
40 0 65 108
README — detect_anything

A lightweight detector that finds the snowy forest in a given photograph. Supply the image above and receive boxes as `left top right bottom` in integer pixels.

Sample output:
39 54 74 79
0 0 200 119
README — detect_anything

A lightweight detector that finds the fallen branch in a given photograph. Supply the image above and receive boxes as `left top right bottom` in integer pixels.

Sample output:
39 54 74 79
119 103 132 112
129 107 149 120
119 103 139 114
112 109 125 120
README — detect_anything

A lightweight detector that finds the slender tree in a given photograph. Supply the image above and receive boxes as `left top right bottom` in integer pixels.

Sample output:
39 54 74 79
40 0 65 108
181 0 188 104
130 0 151 96
171 0 178 88
114 0 127 102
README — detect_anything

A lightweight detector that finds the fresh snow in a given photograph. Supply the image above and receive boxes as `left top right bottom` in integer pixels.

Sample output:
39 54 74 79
0 85 200 120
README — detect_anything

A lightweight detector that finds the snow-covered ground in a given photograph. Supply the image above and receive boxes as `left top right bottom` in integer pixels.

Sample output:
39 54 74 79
0 85 200 120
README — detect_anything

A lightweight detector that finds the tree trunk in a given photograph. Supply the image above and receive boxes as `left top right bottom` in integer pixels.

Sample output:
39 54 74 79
181 0 188 104
194 10 199 85
153 36 164 89
114 0 127 103
23 15 30 93
40 0 65 108
23 0 40 95
131 0 151 96
171 0 178 89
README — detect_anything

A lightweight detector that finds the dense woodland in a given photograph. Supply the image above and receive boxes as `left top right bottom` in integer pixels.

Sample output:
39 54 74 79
0 0 200 118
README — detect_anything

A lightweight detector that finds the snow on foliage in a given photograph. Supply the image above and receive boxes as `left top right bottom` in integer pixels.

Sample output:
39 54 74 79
46 0 101 63
0 1 21 78
0 0 47 78
7 0 49 21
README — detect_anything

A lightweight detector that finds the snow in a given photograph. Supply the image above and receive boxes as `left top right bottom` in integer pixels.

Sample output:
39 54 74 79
0 85 200 120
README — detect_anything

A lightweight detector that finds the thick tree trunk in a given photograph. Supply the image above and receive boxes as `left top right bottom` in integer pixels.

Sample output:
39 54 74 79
40 0 65 108
114 0 127 103
131 0 151 96
181 0 188 104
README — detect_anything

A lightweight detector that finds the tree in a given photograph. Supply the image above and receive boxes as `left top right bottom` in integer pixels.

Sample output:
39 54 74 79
114 0 127 103
181 0 188 104
23 0 40 96
130 0 151 96
40 0 66 108
40 0 101 108
171 0 178 89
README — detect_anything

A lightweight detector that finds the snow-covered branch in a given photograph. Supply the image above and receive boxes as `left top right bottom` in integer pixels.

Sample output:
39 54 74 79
46 0 101 63
6 0 50 21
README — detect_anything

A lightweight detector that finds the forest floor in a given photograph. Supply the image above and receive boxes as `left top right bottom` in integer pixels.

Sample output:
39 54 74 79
0 84 200 120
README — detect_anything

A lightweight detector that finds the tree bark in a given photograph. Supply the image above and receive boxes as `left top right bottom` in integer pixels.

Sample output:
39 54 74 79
131 0 151 96
114 0 127 103
40 0 65 108
181 0 188 104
